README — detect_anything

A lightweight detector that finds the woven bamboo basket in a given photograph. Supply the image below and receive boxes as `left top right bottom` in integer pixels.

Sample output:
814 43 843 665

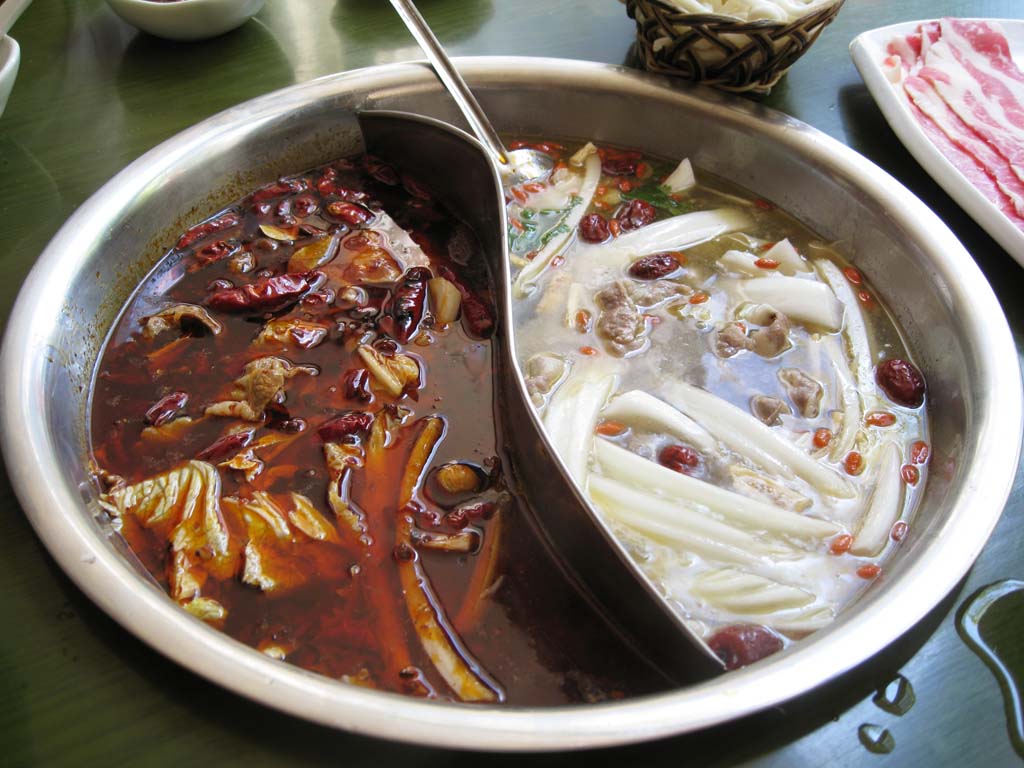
624 0 845 94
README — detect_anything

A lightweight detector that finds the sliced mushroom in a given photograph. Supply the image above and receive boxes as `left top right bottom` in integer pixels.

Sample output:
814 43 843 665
142 303 222 340
750 311 792 358
715 322 754 358
205 356 317 421
779 368 824 419
751 395 791 426
523 353 569 407
256 319 329 349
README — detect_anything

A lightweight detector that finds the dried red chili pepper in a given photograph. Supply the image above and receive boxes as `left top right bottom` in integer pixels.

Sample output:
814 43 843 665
325 201 375 227
318 411 373 442
292 195 319 217
265 403 306 434
144 391 188 427
206 273 311 314
342 368 373 402
316 167 338 196
462 501 496 520
335 186 369 203
438 266 494 339
196 430 254 462
176 213 241 250
383 267 431 343
444 509 470 530
194 240 239 266
250 178 309 202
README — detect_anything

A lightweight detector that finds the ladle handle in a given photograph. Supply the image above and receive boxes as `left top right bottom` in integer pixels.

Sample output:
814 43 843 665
388 0 510 167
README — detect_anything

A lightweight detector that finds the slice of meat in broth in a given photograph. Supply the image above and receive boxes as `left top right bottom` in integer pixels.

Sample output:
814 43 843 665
779 368 824 419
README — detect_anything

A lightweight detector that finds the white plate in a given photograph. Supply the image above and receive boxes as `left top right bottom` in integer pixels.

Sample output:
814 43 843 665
105 0 265 42
850 18 1024 267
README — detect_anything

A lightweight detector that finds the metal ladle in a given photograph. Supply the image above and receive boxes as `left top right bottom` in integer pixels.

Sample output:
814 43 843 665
388 0 553 184
358 109 725 686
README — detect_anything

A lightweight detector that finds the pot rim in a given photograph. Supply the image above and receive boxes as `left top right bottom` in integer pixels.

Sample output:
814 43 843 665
1 57 1020 752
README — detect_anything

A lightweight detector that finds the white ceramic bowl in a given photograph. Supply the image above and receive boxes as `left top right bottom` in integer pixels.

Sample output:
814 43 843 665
106 0 265 42
0 36 20 118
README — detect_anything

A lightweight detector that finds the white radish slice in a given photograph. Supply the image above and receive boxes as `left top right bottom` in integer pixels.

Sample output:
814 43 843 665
543 366 618 484
665 382 856 498
735 276 845 331
663 157 696 193
595 440 840 540
718 249 778 278
753 607 835 632
692 568 816 613
588 475 792 565
600 390 716 453
762 238 811 274
851 442 904 556
583 208 753 266
816 258 875 393
825 337 863 461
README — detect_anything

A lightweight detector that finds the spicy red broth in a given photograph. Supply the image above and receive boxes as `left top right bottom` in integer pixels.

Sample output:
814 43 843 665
90 153 666 705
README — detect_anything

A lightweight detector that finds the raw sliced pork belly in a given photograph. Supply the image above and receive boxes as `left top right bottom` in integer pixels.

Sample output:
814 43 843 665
887 19 1024 232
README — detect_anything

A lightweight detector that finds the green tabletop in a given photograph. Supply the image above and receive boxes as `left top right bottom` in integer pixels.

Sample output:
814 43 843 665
2 0 1023 765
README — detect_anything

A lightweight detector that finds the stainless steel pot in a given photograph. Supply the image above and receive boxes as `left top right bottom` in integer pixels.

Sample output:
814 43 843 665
1 58 1020 751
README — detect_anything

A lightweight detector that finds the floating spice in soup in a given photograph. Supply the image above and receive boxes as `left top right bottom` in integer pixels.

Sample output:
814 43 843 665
89 154 668 704
506 139 929 668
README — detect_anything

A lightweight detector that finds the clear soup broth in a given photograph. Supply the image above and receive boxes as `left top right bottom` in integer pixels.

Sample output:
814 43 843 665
506 139 929 667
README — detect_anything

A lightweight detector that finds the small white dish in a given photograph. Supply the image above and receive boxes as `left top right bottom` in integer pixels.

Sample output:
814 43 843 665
0 36 20 119
850 19 1024 268
106 0 265 42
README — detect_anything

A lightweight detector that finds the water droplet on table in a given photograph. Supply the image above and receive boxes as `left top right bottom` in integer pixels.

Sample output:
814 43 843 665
957 579 1024 757
858 723 895 754
873 673 915 716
